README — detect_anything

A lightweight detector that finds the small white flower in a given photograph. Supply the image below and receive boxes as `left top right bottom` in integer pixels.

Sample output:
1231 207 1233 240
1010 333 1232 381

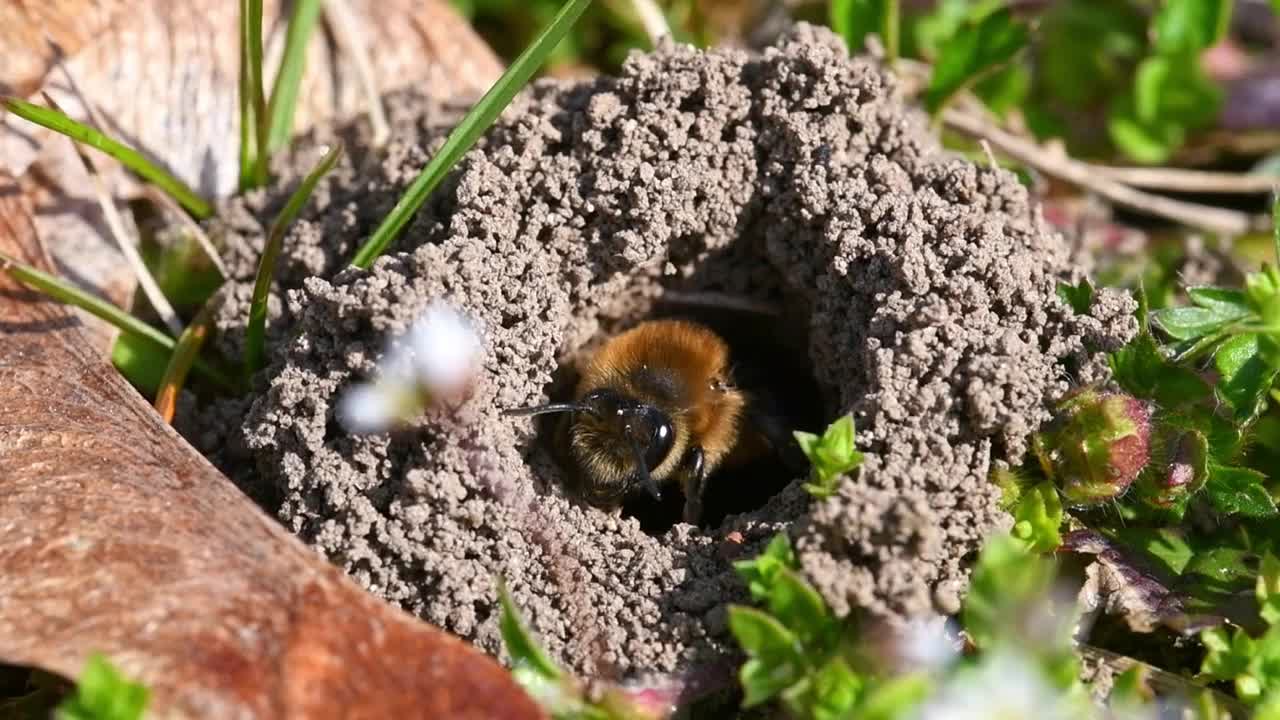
405 302 483 396
914 650 1085 720
897 617 960 672
338 383 402 434
337 301 483 434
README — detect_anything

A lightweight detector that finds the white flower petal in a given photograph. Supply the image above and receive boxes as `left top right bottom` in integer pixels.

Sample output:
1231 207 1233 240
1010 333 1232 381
406 302 482 394
338 383 400 434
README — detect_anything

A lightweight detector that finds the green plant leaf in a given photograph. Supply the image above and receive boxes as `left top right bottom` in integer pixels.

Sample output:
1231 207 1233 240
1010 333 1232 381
1 252 235 390
734 533 797 603
1153 304 1250 341
1260 554 1280 627
245 142 343 374
1214 333 1278 423
55 654 148 720
923 7 1029 115
351 0 594 269
1 97 212 219
1056 279 1094 315
728 606 805 707
805 657 863 720
1010 481 1063 553
856 674 932 720
1205 465 1278 518
1109 331 1210 407
497 579 563 681
1153 0 1231 54
1189 287 1252 313
265 0 324 154
796 415 865 498
239 0 269 189
962 534 1056 649
768 568 835 648
829 0 886 54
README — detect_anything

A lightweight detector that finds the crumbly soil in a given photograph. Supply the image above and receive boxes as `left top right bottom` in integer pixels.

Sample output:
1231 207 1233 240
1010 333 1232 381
182 24 1136 678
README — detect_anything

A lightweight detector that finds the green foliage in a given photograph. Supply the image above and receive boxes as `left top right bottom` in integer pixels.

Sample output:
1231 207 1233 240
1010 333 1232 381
923 7 1030 115
1057 278 1095 316
245 142 343 374
55 655 148 720
1009 481 1064 553
962 535 1060 651
0 252 235 391
496 580 653 719
238 0 269 189
265 0 324 155
829 0 888 55
727 533 930 719
1 97 212 219
1200 555 1280 705
351 0 594 269
794 415 866 498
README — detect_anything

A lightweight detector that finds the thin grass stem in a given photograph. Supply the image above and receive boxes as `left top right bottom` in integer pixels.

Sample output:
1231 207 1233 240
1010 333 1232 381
154 299 218 423
1 97 213 219
244 142 344 374
348 0 594 269
266 0 324 155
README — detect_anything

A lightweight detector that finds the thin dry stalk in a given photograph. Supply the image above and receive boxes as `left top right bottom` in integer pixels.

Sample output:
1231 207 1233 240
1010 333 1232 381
630 0 672 46
324 0 390 147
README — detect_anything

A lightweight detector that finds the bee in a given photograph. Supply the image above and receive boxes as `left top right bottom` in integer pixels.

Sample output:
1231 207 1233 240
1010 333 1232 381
505 319 752 525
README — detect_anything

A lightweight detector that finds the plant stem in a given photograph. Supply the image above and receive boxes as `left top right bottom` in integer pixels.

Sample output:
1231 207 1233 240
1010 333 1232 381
1 97 213 219
244 142 344 375
266 0 324 155
155 299 218 423
349 0 595 269
882 0 899 64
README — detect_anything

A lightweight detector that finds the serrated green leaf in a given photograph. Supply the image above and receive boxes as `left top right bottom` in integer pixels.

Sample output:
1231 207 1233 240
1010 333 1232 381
1056 279 1094 315
1109 332 1211 407
1214 333 1278 423
1108 527 1195 576
55 655 148 720
734 533 797 602
924 7 1029 114
1206 465 1278 518
1154 305 1250 341
1189 287 1252 313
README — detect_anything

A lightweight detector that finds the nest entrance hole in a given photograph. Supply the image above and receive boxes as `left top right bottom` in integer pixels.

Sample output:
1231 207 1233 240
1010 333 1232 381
526 267 826 536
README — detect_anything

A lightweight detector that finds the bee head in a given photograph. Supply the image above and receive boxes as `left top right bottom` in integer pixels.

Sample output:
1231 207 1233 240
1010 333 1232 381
504 388 675 502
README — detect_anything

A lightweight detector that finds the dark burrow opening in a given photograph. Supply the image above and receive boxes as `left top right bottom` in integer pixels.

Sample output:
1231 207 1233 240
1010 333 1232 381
522 281 827 536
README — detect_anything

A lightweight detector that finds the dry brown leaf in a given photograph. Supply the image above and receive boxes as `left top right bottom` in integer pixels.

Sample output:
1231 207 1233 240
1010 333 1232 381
0 172 544 719
0 0 502 351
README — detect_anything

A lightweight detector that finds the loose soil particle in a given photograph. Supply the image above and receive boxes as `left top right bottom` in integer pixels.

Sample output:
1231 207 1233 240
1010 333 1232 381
185 25 1136 678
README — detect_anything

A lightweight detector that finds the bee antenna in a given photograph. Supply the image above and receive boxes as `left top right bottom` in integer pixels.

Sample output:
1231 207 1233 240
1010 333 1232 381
628 436 663 502
503 402 599 419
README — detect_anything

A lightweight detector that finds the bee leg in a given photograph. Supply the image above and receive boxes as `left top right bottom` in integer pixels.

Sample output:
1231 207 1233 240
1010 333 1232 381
680 446 707 526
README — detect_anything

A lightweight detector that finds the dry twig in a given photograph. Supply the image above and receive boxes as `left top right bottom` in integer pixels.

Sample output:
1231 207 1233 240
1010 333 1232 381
942 108 1267 237
324 0 390 147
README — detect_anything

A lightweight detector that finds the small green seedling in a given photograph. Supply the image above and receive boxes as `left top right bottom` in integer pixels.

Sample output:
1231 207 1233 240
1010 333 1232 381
794 415 865 499
1200 554 1280 705
55 654 148 720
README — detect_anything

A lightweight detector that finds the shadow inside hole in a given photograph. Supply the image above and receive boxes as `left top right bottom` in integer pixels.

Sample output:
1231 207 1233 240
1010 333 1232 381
521 290 826 536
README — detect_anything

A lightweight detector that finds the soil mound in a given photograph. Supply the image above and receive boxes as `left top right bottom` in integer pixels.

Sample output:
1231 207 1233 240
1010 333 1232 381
187 24 1135 677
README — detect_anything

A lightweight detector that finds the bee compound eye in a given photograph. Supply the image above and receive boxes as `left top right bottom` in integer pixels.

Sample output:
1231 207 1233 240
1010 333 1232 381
636 407 675 471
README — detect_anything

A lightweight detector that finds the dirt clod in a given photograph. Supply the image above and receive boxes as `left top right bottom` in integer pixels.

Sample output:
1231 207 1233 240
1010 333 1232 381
188 25 1135 677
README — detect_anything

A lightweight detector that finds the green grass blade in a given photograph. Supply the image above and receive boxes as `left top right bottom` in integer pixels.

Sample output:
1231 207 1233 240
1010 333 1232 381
240 0 269 189
0 252 235 391
244 142 344 374
349 0 594 269
2 97 213 219
266 0 324 155
155 299 217 423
